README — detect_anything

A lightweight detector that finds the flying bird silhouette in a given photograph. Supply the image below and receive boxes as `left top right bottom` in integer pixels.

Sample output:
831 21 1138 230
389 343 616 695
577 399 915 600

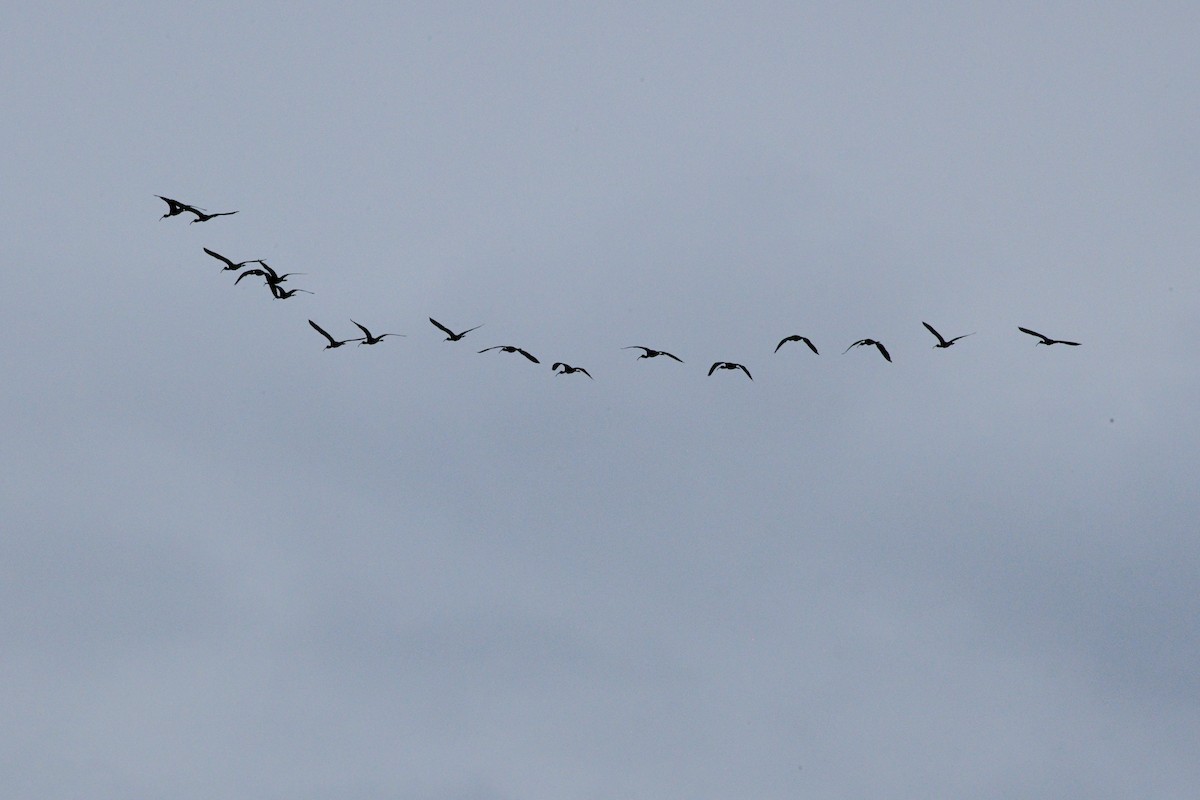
429 318 482 341
270 285 313 300
552 362 593 379
234 261 305 288
708 361 753 380
844 339 892 362
203 247 263 272
186 208 238 224
308 320 362 349
351 320 404 345
774 335 819 354
156 195 193 219
622 346 684 362
1018 327 1080 346
479 345 540 363
922 322 974 348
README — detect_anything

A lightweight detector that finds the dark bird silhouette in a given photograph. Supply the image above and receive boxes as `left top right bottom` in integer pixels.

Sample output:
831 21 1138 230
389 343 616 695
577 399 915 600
270 285 313 300
308 320 362 349
234 261 305 288
844 339 892 362
157 195 193 219
552 362 593 379
708 361 753 380
922 322 974 348
203 247 263 272
1018 327 1080 346
351 320 404 345
622 346 684 363
479 345 540 363
186 208 238 224
774 335 819 354
429 317 482 341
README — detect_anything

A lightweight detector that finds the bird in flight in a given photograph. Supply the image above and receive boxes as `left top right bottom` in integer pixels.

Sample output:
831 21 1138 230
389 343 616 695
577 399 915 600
156 196 237 223
157 195 193 220
1018 327 1080 346
708 361 753 380
844 339 892 362
270 285 313 300
235 261 305 288
351 320 404 345
552 362 593 379
429 318 482 341
203 247 263 272
308 320 362 349
922 322 974 349
479 345 540 363
774 335 819 354
622 346 684 363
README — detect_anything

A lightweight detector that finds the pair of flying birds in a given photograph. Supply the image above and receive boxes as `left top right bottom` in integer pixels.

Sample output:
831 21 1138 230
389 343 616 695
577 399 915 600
157 196 238 224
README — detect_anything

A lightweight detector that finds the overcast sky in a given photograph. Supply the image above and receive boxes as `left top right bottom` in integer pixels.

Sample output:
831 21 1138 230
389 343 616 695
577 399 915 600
3 3 1199 798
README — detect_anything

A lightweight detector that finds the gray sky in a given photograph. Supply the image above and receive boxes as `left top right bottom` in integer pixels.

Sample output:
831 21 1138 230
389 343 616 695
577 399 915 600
3 3 1199 798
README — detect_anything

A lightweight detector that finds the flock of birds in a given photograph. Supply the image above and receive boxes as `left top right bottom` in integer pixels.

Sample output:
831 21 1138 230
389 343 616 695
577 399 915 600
159 195 1081 380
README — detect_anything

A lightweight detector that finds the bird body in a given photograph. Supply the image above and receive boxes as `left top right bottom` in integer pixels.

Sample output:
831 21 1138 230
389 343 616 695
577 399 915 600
429 318 482 341
844 339 892 362
1018 327 1080 346
775 335 819 354
708 361 752 379
922 322 973 348
479 345 540 363
552 362 593 379
622 346 683 362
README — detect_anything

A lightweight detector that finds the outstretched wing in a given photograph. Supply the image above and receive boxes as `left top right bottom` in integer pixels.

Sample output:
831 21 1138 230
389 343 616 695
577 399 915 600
517 348 540 363
1057 339 1081 346
775 336 796 353
922 321 948 346
735 363 753 380
843 340 865 354
203 247 236 268
708 362 721 376
429 317 453 336
801 337 818 355
662 351 684 362
234 269 266 285
551 362 566 371
350 320 373 339
1018 327 1048 342
875 342 892 362
308 319 337 345
578 367 593 379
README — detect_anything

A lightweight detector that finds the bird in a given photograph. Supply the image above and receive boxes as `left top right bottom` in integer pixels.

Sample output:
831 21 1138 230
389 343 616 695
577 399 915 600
622 346 684 363
844 339 892 362
186 207 238 224
1018 327 1080 346
156 195 193 219
351 320 404 345
479 345 540 363
235 262 305 288
308 320 362 349
203 247 263 272
552 362 593 379
708 361 752 380
429 317 482 341
774 335 819 354
270 285 313 300
922 321 974 348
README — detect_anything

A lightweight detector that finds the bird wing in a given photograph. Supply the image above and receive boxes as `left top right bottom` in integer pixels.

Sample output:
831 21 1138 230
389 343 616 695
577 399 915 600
735 364 752 379
775 336 795 353
708 362 721 376
202 247 236 268
457 325 482 337
551 362 566 371
517 349 540 363
234 269 265 284
350 320 373 338
663 351 683 362
843 341 864 354
622 346 652 354
478 346 500 353
922 321 948 345
308 319 337 345
580 368 593 379
875 342 892 362
802 337 818 354
1018 327 1048 342
1057 340 1081 346
948 333 975 344
429 318 453 336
